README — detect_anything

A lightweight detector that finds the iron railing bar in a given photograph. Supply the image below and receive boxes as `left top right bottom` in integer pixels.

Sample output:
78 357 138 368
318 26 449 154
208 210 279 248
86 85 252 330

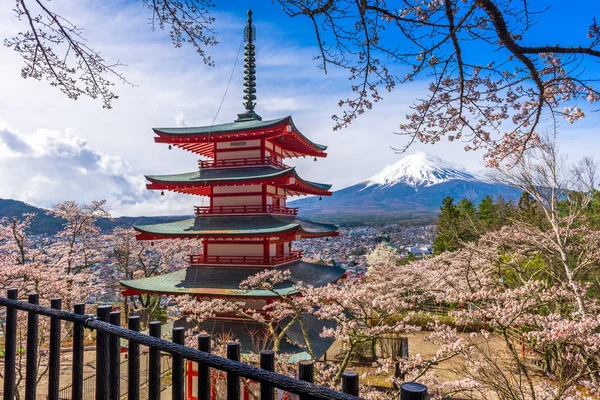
0 297 360 400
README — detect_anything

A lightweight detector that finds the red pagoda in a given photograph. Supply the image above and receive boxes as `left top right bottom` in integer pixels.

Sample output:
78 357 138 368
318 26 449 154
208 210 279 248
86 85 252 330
120 10 343 365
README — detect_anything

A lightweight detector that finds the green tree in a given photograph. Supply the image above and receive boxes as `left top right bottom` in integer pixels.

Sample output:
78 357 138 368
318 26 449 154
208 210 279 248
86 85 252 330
432 197 460 254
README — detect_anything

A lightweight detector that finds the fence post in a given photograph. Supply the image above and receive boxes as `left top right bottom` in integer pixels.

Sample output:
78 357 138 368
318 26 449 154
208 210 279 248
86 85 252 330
297 361 314 400
341 372 359 397
96 305 112 400
109 311 122 400
25 293 39 400
3 289 18 400
394 337 409 387
149 321 162 400
72 303 86 400
259 350 275 400
172 327 185 400
128 316 141 400
48 298 62 400
227 342 241 400
400 382 427 400
197 334 211 400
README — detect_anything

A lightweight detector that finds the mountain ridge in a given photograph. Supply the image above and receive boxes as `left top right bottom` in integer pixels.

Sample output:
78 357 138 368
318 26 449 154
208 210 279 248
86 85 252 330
0 198 189 235
293 152 521 223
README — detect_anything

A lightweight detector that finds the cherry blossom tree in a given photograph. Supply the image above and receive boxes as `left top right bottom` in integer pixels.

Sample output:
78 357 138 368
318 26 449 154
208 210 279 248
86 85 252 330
279 0 600 165
108 226 195 319
0 203 103 398
5 1 600 163
4 0 217 108
492 139 599 316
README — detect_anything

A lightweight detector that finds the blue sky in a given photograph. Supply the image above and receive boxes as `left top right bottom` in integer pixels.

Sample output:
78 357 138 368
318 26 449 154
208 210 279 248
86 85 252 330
0 0 599 216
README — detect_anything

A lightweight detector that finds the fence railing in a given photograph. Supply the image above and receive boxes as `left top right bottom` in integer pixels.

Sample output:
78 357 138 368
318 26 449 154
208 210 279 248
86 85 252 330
1 289 429 400
1 289 361 400
194 205 298 216
198 156 289 170
57 353 172 400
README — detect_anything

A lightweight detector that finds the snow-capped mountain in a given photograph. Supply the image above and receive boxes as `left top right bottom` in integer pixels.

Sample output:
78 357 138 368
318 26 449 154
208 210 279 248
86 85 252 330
293 152 520 223
363 152 483 189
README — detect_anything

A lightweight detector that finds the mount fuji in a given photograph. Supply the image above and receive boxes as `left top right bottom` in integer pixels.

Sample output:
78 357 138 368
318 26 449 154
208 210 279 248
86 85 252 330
293 152 521 223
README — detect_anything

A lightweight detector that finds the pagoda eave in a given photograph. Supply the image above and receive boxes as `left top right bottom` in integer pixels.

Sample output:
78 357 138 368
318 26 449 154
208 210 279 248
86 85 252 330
145 168 333 197
153 116 327 158
134 230 299 241
133 216 338 240
300 231 340 238
121 287 295 299
120 262 346 298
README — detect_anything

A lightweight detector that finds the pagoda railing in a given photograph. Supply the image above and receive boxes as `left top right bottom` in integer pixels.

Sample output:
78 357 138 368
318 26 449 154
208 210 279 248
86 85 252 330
199 156 289 170
194 205 298 216
189 251 303 266
0 289 372 400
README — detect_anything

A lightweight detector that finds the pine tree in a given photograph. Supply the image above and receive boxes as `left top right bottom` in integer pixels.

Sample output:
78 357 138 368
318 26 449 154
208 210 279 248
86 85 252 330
432 196 460 254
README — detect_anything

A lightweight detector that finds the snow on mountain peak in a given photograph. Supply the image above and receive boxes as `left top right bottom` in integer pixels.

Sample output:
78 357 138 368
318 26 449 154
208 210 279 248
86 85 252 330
364 151 480 189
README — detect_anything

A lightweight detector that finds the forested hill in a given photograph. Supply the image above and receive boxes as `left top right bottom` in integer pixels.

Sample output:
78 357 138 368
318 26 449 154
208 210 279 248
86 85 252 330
0 198 189 235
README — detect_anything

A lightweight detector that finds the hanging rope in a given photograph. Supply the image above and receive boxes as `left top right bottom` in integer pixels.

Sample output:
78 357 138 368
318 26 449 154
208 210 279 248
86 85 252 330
210 34 244 130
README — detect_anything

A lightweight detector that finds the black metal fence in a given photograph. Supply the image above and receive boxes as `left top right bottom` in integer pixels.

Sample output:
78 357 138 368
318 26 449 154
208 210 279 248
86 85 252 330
0 290 428 400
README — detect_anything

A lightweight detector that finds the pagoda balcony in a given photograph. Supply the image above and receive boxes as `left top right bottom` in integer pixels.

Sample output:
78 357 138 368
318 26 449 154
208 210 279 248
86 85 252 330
194 204 298 216
198 156 289 170
188 251 303 266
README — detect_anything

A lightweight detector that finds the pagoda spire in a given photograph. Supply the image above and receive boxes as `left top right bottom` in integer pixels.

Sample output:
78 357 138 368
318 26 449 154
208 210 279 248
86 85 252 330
236 10 262 122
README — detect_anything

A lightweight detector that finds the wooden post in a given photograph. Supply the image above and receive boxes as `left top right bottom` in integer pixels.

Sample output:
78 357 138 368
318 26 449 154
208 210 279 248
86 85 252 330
149 321 162 400
341 372 359 397
72 303 86 400
400 382 427 400
96 305 112 400
297 361 314 400
109 311 122 400
25 293 39 400
259 350 275 400
48 298 62 400
227 342 241 400
198 334 211 400
394 337 409 387
3 289 18 400
172 327 186 400
128 316 141 400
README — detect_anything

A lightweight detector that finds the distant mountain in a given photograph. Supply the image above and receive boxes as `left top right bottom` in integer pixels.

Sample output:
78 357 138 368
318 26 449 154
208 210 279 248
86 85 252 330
0 198 188 235
292 152 521 224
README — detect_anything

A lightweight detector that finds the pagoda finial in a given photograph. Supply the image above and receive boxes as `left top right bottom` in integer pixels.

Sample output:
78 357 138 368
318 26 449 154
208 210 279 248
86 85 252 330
236 10 262 122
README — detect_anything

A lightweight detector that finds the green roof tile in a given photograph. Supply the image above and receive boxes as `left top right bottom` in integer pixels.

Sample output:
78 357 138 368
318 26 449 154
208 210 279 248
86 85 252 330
134 215 338 237
120 261 346 297
153 115 327 151
145 166 332 192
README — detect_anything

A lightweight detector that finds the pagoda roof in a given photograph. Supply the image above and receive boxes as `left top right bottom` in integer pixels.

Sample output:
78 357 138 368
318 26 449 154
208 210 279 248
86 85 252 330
153 116 327 158
120 261 346 298
192 315 336 361
145 166 332 196
133 215 338 240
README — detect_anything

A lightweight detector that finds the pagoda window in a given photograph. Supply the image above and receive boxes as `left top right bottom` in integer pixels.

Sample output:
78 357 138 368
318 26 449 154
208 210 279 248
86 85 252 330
214 185 262 194
216 139 261 149
216 149 261 160
212 195 262 207
206 243 263 257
